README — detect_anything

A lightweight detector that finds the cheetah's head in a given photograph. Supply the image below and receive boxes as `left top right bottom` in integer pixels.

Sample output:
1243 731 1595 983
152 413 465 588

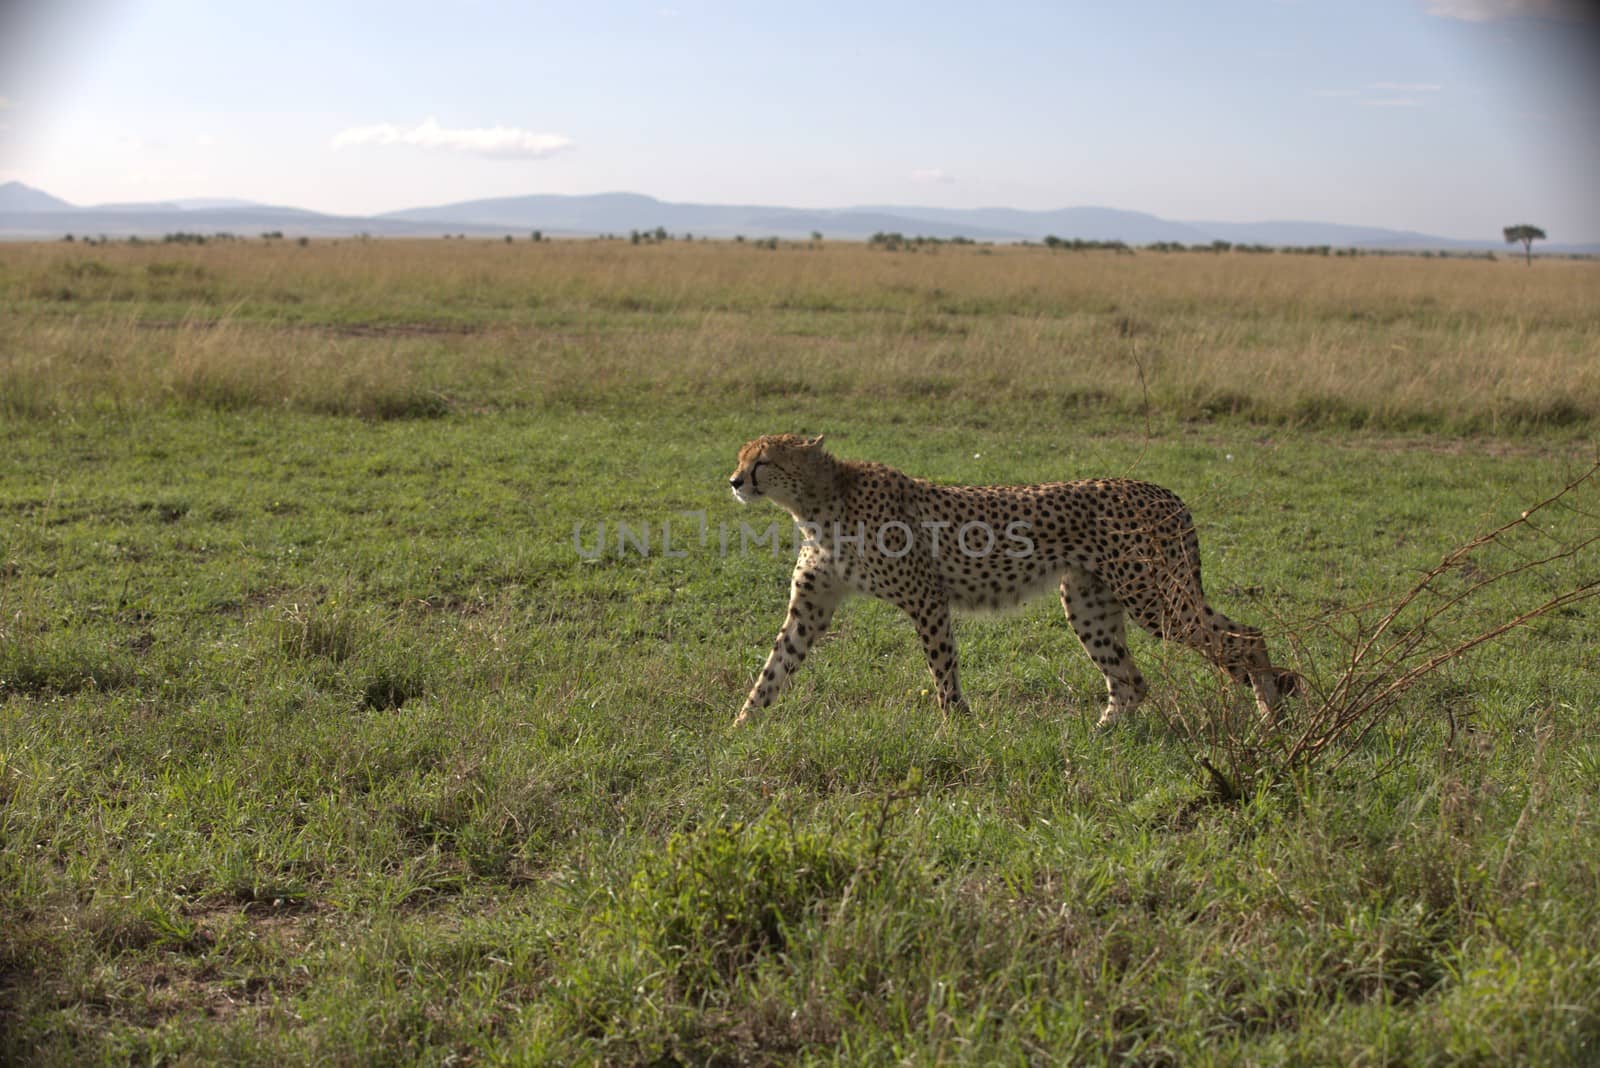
729 434 828 509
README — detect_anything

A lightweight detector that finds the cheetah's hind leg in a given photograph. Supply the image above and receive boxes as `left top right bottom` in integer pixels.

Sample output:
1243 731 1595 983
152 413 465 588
1247 663 1304 728
1202 615 1302 728
1060 569 1148 729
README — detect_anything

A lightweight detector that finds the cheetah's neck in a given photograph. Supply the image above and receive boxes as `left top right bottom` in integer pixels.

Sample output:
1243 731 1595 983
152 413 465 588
776 455 857 527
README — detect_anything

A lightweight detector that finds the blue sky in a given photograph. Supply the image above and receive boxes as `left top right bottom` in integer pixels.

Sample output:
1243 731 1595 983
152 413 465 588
1 0 1597 240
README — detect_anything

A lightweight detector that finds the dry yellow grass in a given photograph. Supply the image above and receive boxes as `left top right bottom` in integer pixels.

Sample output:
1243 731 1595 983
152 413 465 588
1 238 1595 428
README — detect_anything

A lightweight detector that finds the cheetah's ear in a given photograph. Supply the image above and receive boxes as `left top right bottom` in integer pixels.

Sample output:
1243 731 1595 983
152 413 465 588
803 434 825 450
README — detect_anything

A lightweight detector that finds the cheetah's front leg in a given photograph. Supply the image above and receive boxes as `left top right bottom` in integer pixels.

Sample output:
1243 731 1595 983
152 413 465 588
735 558 840 725
897 594 967 716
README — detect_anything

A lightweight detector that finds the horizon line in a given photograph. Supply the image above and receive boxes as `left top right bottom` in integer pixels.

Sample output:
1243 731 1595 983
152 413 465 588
0 179 1592 248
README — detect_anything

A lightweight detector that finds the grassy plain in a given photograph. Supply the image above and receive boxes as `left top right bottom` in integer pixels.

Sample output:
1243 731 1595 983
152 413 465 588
1 239 1597 1064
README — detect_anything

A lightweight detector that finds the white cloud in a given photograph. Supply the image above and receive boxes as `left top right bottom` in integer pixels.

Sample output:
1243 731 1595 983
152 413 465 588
1424 0 1592 21
1361 97 1427 107
330 117 574 160
1368 82 1442 92
910 167 955 184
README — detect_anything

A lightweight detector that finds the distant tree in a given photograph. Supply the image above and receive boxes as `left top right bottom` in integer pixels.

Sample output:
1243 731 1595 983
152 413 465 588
653 226 668 243
810 231 823 243
1503 223 1546 266
530 230 543 242
505 234 514 243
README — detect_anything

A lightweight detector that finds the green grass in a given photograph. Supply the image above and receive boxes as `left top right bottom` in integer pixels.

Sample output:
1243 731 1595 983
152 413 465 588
1 242 1598 1064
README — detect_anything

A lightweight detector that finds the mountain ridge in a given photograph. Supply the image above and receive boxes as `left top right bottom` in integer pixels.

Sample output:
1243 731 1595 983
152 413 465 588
2 180 1594 252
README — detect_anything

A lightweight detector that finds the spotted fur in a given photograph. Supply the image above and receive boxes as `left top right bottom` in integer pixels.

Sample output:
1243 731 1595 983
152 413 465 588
728 434 1299 727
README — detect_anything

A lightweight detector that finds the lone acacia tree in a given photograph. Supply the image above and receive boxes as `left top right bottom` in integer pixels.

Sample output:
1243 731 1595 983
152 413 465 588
1503 223 1546 265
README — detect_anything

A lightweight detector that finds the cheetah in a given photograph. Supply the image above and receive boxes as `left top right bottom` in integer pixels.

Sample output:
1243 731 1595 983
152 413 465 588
728 434 1299 727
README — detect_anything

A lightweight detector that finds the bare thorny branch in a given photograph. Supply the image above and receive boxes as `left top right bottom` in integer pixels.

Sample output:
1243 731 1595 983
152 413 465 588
1180 457 1600 792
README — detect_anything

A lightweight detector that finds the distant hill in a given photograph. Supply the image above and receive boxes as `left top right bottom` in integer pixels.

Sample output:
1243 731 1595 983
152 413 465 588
0 180 74 213
1184 219 1499 251
88 196 271 213
380 193 1031 240
0 181 512 238
849 204 1215 245
169 197 270 211
0 207 513 239
379 195 1223 243
2 180 1596 252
